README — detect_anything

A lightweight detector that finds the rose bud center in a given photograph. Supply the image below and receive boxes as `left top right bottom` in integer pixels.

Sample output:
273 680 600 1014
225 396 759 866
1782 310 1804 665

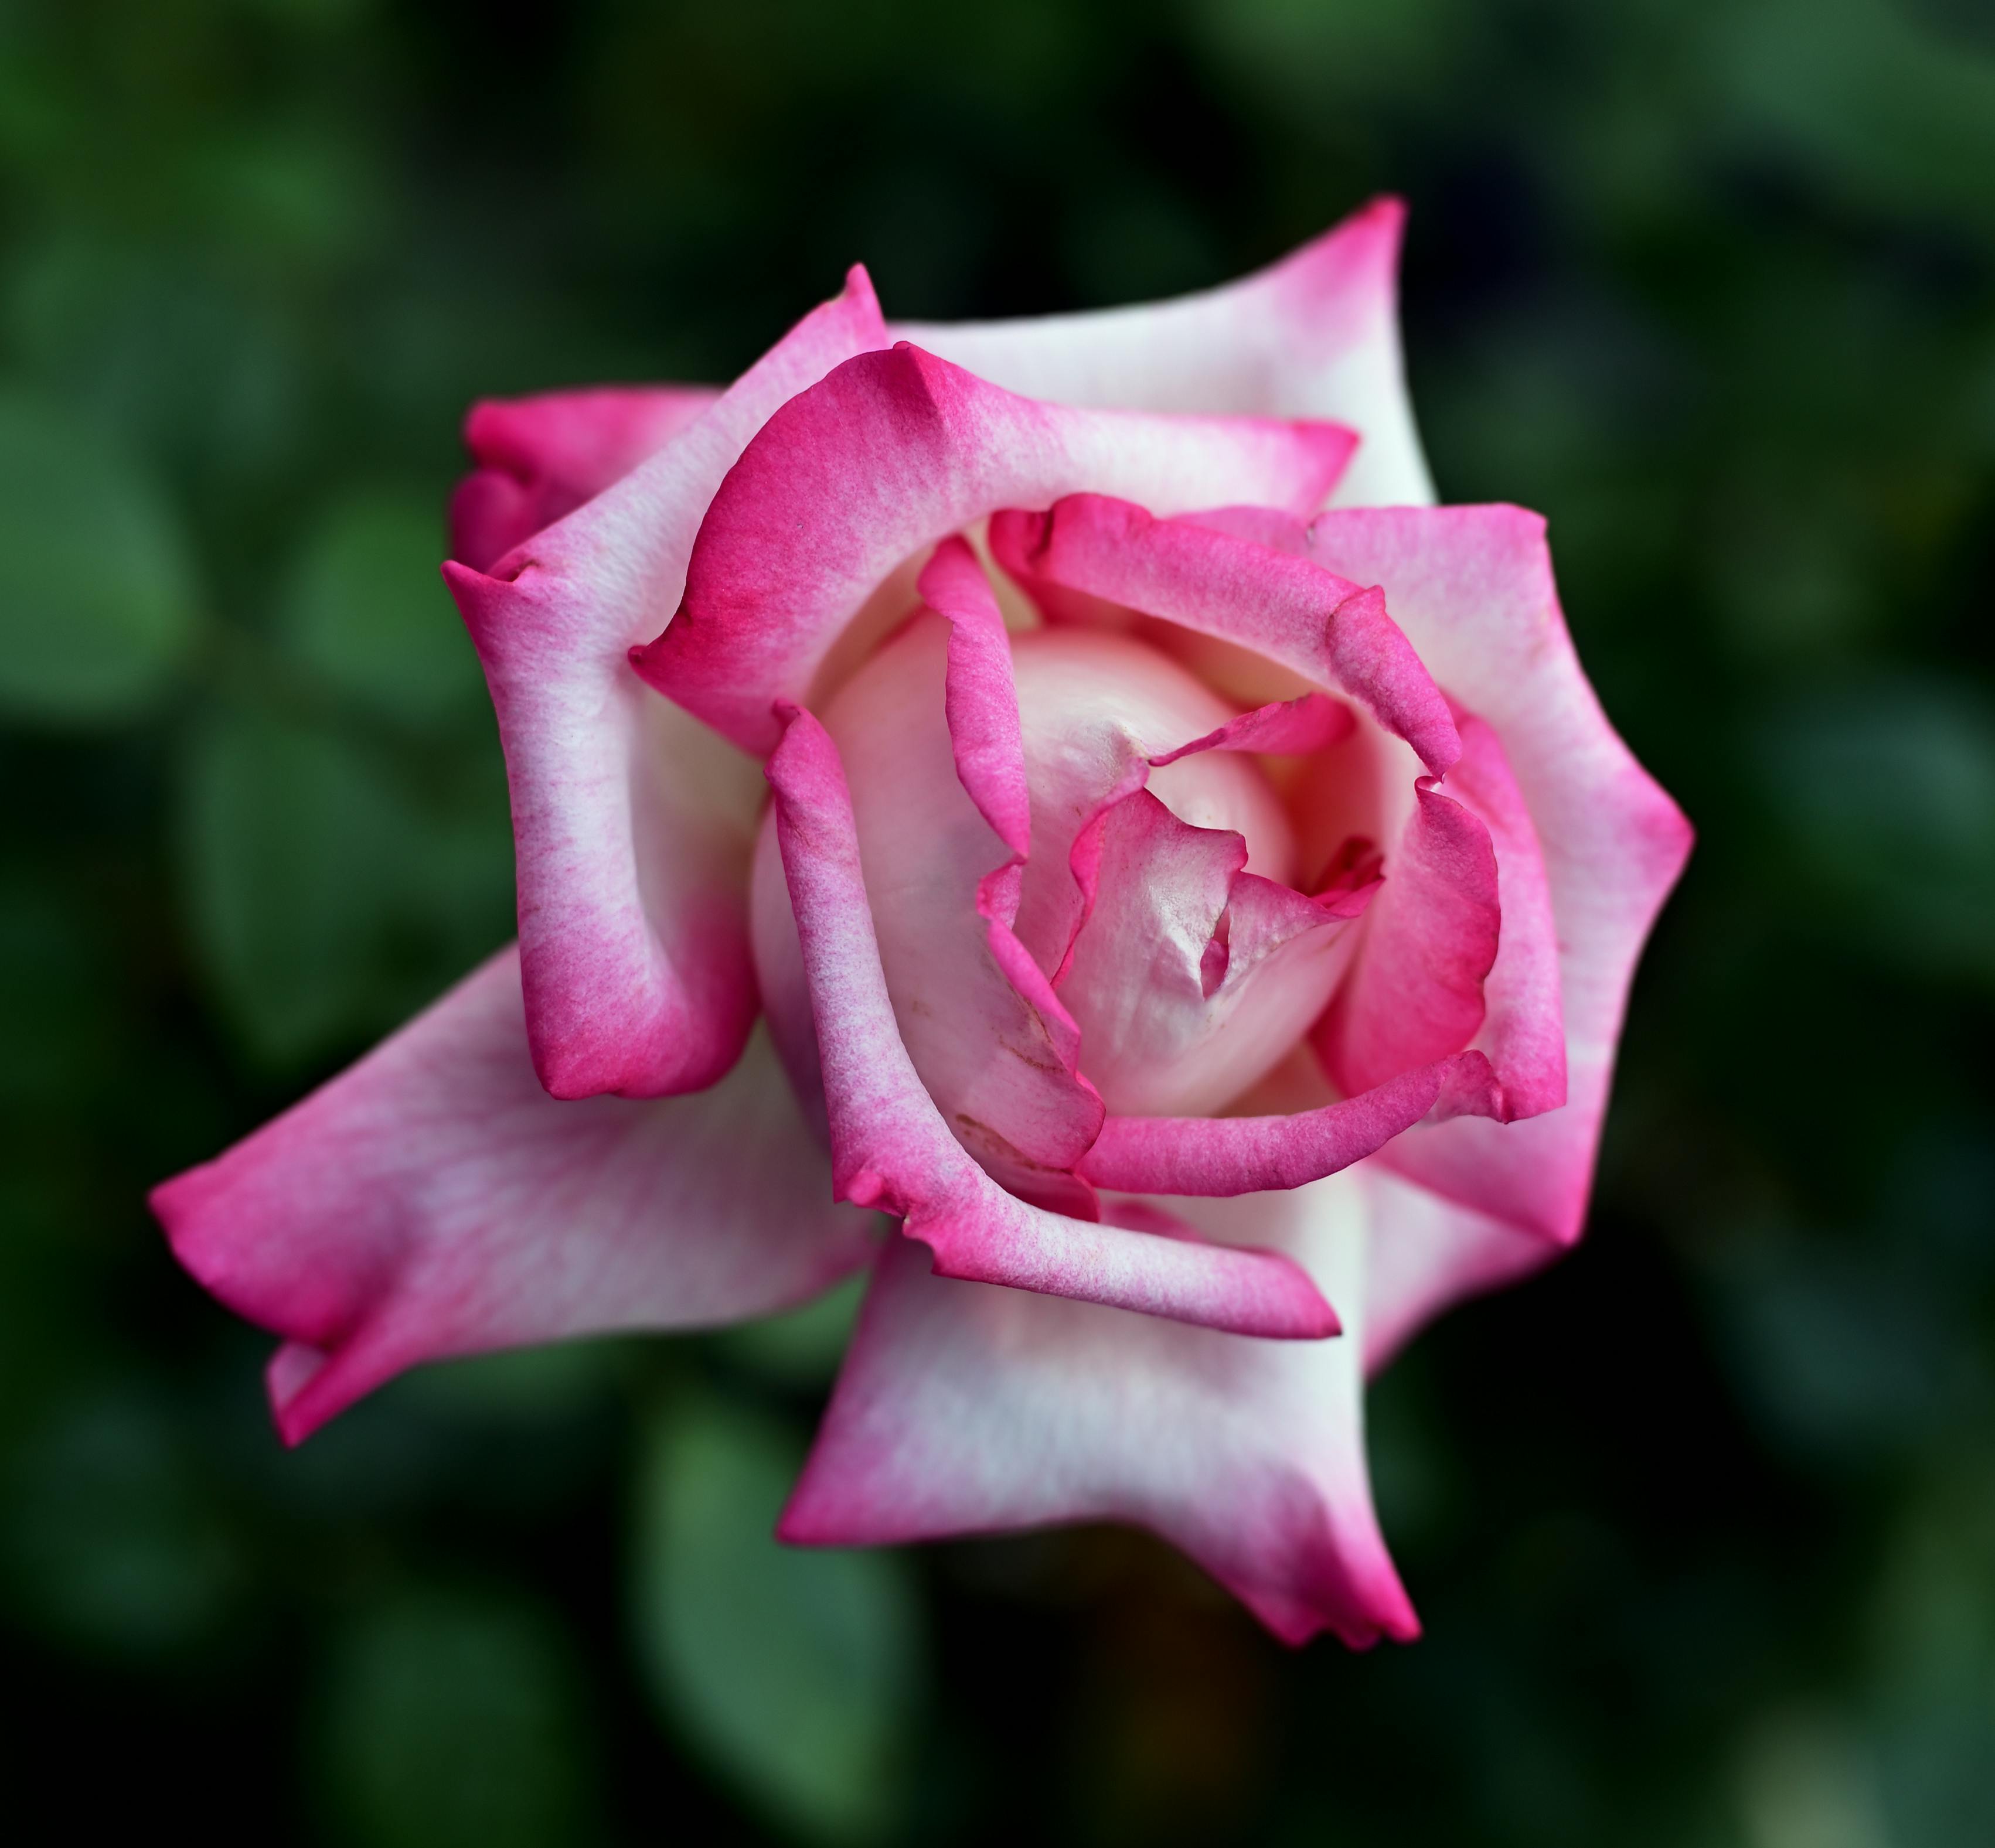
751 593 1369 1172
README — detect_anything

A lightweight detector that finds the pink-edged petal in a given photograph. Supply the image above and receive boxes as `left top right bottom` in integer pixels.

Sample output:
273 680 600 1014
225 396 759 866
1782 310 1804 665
757 617 1310 1208
923 536 1031 858
813 614 1103 1194
1007 628 1299 976
442 268 889 1099
765 702 1338 1338
893 196 1434 510
150 946 880 1444
810 613 1109 1204
1064 786 1243 986
925 542 1107 1199
1148 688 1354 766
747 796 826 1123
988 495 1461 777
632 343 1359 753
450 385 723 571
1056 790 1368 1118
1315 780 1502 1098
1433 704 1567 1118
1075 1053 1493 1198
1178 504 1312 552
782 1174 1415 1648
1301 507 1691 1269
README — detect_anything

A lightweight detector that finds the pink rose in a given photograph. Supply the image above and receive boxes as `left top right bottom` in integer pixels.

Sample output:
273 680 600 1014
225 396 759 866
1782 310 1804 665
152 200 1690 1646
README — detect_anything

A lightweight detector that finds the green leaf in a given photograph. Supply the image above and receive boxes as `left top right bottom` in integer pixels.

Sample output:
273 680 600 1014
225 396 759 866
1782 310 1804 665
1759 681 1995 984
410 1338 628 1422
177 698 512 1064
0 391 200 721
280 487 484 723
1717 0 1995 236
1 1392 243 1657
315 1590 599 1848
631 1397 922 1844
181 703 411 1059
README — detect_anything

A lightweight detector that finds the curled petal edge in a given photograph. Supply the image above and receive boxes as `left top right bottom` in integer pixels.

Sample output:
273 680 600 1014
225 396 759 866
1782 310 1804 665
1075 1051 1499 1198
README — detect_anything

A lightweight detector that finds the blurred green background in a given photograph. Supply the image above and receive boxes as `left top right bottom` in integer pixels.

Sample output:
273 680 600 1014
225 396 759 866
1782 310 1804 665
2 0 1993 1842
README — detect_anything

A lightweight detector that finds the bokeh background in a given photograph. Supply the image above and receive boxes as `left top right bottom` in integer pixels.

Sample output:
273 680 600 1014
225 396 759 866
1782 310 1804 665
3 0 1993 1842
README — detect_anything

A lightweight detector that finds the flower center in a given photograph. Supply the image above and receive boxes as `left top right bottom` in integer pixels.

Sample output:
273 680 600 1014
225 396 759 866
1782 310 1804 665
1004 626 1299 971
789 601 1353 1139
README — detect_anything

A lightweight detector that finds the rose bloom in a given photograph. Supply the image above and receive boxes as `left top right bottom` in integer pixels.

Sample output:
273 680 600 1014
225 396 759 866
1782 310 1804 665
152 200 1690 1646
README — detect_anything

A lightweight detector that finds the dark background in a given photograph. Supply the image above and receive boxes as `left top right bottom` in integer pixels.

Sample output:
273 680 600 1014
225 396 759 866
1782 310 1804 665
3 1 1993 1843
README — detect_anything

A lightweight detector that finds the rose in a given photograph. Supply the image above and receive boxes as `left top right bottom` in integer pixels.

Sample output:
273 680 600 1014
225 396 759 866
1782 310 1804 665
151 200 1690 1646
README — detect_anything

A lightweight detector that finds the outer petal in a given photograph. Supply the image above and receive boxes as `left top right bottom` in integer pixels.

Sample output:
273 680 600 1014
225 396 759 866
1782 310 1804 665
765 702 1339 1339
1360 1167 1569 1375
150 947 880 1444
782 1175 1417 1649
442 268 889 1099
988 495 1461 777
1292 509 1692 1349
450 385 722 571
632 343 1359 753
893 196 1434 509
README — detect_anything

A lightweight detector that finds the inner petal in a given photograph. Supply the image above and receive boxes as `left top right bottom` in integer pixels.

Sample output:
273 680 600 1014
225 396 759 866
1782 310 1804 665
798 591 1356 1173
1007 628 1298 971
812 613 1102 1189
1004 629 1354 1119
1056 791 1369 1119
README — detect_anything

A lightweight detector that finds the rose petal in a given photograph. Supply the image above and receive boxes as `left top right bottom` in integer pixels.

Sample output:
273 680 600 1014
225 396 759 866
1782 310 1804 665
1006 628 1301 976
632 343 1359 753
765 701 1340 1338
1056 790 1369 1117
1315 779 1503 1097
1074 1053 1493 1197
1360 1167 1569 1374
442 267 888 1098
450 384 722 571
988 494 1460 777
1147 689 1354 766
928 541 1109 1203
750 807 828 1140
1177 504 1314 553
782 1174 1415 1648
814 612 1104 1195
150 946 880 1444
924 535 1031 858
893 195 1433 510
1434 704 1568 1119
1295 507 1691 1345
